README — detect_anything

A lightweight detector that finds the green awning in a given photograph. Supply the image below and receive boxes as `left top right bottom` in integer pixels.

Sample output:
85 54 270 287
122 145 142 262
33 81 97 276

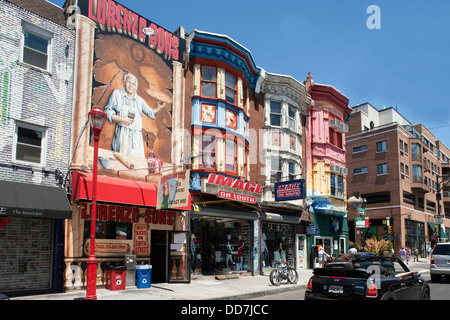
428 221 448 239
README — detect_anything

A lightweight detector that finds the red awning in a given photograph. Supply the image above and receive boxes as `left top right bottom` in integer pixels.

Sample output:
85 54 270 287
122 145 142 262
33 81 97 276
71 171 190 210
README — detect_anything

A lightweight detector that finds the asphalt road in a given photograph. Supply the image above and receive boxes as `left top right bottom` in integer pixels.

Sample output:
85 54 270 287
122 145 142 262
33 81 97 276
252 271 450 300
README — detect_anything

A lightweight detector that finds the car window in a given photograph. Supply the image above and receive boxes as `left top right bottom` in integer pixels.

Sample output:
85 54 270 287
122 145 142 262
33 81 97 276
432 245 450 255
354 259 407 275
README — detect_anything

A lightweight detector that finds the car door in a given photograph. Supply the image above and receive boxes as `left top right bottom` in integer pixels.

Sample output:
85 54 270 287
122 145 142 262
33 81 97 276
400 273 421 300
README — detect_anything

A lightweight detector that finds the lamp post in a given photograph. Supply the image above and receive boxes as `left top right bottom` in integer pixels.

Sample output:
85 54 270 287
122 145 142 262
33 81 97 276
85 107 106 300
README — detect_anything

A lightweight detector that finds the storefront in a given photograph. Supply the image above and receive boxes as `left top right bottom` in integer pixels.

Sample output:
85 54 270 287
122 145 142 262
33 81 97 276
0 180 71 296
190 207 258 276
65 171 191 290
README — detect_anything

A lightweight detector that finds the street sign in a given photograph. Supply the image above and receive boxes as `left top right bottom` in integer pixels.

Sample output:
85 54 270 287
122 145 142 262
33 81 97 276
356 217 369 228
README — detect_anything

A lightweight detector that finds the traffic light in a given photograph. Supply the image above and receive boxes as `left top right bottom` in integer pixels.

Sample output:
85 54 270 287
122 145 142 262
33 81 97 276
434 224 438 233
388 226 392 234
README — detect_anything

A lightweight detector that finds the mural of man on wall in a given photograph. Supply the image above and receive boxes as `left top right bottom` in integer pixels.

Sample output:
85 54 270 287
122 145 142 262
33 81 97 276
104 73 165 158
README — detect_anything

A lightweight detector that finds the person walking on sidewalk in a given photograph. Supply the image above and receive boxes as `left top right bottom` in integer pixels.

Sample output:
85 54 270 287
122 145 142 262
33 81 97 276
405 247 411 264
413 247 419 262
400 247 406 263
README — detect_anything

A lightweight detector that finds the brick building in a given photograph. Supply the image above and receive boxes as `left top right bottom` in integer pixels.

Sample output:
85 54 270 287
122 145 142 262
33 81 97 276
0 0 74 295
346 103 449 256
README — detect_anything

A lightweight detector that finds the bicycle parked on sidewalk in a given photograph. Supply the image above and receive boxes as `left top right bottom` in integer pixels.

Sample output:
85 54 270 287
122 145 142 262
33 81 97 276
269 261 298 286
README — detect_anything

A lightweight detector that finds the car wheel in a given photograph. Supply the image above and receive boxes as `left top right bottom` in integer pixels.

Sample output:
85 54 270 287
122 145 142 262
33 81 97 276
431 274 441 283
422 288 430 300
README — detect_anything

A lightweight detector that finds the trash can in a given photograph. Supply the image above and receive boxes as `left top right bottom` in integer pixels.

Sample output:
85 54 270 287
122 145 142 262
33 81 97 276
136 264 152 289
105 265 127 291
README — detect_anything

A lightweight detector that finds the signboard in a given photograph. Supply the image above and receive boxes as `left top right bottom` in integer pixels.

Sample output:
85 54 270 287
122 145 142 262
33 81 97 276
274 179 305 201
356 217 369 228
202 173 263 203
156 170 190 209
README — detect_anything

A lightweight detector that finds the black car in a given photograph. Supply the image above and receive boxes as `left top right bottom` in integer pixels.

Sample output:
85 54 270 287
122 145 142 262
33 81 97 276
305 253 430 300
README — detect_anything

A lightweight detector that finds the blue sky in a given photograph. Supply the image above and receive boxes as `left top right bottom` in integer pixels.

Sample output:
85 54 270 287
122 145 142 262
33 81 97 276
51 0 450 148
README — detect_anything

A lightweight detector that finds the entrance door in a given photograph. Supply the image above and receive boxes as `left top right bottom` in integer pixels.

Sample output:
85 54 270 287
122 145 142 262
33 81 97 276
168 231 190 283
151 230 167 283
296 234 307 269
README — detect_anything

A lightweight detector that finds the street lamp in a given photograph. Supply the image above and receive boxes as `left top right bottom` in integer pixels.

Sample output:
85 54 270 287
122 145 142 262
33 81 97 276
85 106 106 300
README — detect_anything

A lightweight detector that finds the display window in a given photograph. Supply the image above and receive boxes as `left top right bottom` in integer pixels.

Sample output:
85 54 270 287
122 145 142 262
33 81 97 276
261 223 294 268
191 218 251 275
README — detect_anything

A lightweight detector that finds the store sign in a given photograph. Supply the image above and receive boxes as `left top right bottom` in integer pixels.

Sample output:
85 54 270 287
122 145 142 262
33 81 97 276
217 190 256 204
202 173 263 203
156 170 190 210
274 179 305 201
80 202 175 225
356 217 369 228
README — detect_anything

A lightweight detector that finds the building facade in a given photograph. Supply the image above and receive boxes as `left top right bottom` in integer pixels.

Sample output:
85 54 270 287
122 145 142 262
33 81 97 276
346 103 449 257
0 0 74 295
259 71 311 270
305 73 352 263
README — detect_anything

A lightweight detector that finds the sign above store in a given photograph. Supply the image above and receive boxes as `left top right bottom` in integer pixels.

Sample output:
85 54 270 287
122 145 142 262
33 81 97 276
202 173 263 203
274 179 305 201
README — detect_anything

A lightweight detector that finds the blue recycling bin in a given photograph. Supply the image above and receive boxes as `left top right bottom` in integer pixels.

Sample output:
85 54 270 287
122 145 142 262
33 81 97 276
136 264 152 289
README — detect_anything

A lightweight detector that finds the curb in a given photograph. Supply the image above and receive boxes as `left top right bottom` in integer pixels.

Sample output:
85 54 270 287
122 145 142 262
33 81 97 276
214 283 307 300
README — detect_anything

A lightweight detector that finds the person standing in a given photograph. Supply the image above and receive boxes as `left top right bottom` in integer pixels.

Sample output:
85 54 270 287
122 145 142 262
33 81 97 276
414 247 419 262
400 247 406 263
405 247 411 264
318 247 330 268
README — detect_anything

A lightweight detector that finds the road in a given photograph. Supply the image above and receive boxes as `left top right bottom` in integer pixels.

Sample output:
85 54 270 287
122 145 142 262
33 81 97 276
252 271 450 300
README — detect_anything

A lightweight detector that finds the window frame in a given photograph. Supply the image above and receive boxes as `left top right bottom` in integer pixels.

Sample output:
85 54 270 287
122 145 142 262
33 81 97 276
269 101 282 127
225 137 237 174
200 134 216 170
376 140 387 153
330 174 344 198
20 21 53 72
200 65 217 98
13 122 46 166
225 71 237 105
377 163 388 175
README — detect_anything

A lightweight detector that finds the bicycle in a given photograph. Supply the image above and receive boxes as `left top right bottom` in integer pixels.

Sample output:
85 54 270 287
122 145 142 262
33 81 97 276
269 261 298 286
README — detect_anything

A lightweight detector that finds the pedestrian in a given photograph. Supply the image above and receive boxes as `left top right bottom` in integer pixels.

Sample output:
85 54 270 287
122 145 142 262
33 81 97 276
405 247 411 264
414 247 419 262
349 245 357 254
427 245 432 257
400 247 406 263
318 247 330 268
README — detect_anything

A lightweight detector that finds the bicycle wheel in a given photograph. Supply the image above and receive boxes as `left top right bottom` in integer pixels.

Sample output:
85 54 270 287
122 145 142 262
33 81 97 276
270 269 281 286
287 268 298 284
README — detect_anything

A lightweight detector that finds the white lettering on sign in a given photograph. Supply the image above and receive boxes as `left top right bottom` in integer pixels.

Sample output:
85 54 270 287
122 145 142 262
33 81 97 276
207 173 263 194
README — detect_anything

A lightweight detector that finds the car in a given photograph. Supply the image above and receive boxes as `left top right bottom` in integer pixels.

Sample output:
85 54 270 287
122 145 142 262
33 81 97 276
430 243 450 283
305 253 430 300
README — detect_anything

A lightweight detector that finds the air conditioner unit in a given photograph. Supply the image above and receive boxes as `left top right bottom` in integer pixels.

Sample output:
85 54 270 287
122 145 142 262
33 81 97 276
338 123 348 133
331 164 341 174
329 119 340 129
341 167 348 176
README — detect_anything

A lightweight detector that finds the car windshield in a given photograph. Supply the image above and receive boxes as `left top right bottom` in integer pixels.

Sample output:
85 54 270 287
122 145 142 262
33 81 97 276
433 245 450 255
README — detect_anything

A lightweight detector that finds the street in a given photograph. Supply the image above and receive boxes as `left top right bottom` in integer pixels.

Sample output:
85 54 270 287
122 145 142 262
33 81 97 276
252 271 450 300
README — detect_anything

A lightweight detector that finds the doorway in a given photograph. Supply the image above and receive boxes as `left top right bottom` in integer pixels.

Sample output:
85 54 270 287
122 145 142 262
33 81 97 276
151 230 167 283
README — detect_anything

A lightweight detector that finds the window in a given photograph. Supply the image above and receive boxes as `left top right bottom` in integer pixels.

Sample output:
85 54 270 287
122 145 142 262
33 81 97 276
201 66 216 98
362 192 390 204
377 163 388 175
329 128 343 148
403 191 415 205
270 101 282 127
353 145 367 153
330 174 344 198
377 141 387 152
354 167 368 174
225 138 237 173
201 135 216 169
412 165 422 182
21 23 52 71
225 71 236 104
288 105 296 131
85 221 133 240
14 124 45 165
288 161 296 181
411 143 421 160
271 158 282 183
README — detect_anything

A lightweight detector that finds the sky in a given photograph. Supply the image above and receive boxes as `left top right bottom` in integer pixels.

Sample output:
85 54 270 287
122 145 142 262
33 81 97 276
50 0 450 149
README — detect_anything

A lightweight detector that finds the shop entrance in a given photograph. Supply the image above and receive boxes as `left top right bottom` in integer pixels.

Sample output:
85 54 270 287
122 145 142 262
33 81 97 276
151 230 167 283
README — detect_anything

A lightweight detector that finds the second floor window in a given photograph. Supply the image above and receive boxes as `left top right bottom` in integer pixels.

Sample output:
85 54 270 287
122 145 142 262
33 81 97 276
330 175 344 198
201 135 216 169
14 124 45 165
21 23 52 71
201 66 216 98
225 138 237 173
271 158 282 183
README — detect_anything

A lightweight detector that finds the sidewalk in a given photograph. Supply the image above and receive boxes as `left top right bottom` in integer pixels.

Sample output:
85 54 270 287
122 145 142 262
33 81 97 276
11 268 313 300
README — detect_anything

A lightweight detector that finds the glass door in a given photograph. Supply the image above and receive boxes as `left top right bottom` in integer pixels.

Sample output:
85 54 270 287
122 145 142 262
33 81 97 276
168 231 190 283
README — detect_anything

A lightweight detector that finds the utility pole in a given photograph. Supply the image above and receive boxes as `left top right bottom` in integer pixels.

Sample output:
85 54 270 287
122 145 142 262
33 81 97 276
436 173 450 242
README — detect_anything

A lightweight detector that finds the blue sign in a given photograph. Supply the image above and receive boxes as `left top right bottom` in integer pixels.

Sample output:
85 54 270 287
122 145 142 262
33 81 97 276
274 179 305 201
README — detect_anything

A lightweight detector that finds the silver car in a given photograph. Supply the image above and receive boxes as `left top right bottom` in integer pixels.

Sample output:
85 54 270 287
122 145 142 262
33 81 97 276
430 243 450 283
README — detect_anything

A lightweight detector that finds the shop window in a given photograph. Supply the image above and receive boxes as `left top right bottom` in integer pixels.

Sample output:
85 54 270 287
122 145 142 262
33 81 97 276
201 66 216 98
84 221 133 240
21 22 52 71
201 135 216 169
269 101 282 127
14 123 45 165
225 71 236 104
330 174 344 198
225 138 237 173
262 223 294 268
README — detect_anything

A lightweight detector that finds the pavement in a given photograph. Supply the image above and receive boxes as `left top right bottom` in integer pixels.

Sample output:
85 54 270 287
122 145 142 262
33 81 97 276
10 258 431 301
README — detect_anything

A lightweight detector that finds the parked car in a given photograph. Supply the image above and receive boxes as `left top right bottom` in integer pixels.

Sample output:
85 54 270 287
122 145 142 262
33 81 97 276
305 253 430 300
430 243 450 283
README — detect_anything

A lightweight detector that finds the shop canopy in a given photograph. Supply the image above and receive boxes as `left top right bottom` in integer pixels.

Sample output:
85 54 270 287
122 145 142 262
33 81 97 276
427 221 448 239
71 171 191 210
0 180 72 219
